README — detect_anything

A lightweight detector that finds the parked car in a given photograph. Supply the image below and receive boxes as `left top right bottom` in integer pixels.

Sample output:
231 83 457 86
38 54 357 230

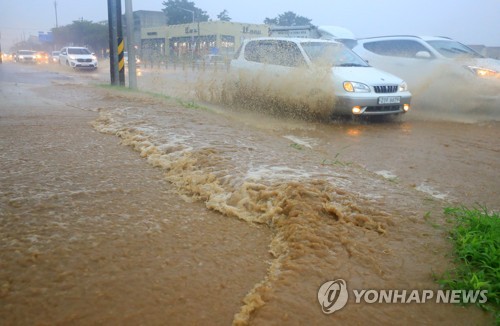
352 36 500 109
51 51 60 63
229 37 411 117
59 46 98 70
15 50 37 63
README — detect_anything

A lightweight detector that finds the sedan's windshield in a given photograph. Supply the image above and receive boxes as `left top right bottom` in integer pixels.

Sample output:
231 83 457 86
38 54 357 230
19 50 35 55
301 42 369 67
68 48 91 55
427 40 483 59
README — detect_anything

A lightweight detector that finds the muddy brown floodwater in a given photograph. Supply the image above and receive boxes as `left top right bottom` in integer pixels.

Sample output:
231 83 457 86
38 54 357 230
0 62 498 325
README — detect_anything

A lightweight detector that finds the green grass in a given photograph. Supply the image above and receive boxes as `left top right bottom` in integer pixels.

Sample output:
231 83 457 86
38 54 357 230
97 83 138 93
321 154 352 167
436 206 499 323
320 146 352 166
97 83 210 111
423 211 442 229
290 143 304 150
176 99 205 110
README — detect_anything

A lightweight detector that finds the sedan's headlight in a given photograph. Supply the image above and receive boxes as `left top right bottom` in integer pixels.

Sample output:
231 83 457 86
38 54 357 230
466 66 498 78
398 82 408 92
343 81 370 93
69 55 76 60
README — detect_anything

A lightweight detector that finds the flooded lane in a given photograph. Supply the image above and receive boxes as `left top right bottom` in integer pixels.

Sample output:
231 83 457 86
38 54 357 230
0 75 271 325
91 88 493 324
1 63 497 324
267 118 499 210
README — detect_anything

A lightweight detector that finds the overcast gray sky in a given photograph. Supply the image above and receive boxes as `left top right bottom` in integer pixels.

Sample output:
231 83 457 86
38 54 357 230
1 0 499 50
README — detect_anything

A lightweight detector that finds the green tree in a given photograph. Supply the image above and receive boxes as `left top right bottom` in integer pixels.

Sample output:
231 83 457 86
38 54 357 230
217 9 231 22
10 40 44 52
162 0 209 25
52 20 108 53
264 11 312 26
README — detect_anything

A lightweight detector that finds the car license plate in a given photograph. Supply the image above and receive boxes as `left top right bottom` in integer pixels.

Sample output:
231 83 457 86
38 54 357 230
378 96 401 104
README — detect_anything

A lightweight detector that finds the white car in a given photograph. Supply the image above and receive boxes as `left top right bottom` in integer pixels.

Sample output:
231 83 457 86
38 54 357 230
59 46 98 70
15 50 37 63
230 37 411 117
51 51 60 64
352 36 500 110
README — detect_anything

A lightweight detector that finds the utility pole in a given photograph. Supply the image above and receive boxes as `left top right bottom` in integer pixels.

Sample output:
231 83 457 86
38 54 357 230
107 0 119 85
54 1 58 28
116 1 125 86
180 8 195 60
125 0 137 89
107 0 125 86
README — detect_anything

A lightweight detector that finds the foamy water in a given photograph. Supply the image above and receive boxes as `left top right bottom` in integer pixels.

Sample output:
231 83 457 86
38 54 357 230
91 97 494 325
2 63 497 325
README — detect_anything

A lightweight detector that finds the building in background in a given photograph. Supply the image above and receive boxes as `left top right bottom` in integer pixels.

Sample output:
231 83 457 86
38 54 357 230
141 21 269 63
122 10 166 55
133 11 500 63
468 44 500 60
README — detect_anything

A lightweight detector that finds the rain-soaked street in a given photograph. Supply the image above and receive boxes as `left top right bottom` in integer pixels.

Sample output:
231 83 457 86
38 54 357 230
0 62 498 325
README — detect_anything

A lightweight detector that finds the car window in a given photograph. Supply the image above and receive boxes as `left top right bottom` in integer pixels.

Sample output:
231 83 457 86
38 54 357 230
363 40 431 58
244 40 306 67
302 42 369 67
273 41 306 67
244 41 263 62
68 48 91 55
426 40 483 59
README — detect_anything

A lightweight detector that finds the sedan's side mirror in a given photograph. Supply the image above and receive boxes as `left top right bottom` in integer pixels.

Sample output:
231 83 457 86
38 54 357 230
415 51 431 59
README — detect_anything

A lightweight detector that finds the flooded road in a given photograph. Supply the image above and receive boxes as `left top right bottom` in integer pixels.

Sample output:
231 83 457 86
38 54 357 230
0 62 498 325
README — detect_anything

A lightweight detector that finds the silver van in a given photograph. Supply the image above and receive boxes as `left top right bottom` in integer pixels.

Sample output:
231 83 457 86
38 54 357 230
230 37 412 116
